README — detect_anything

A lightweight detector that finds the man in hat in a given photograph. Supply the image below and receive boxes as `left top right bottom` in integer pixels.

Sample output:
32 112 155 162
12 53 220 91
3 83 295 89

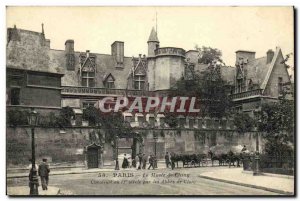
38 158 50 190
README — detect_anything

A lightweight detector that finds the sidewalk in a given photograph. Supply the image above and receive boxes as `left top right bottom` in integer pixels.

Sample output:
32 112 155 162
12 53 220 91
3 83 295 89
199 168 294 195
7 161 169 178
7 186 60 196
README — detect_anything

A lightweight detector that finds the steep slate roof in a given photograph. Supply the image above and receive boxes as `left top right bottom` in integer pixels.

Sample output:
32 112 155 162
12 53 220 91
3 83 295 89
244 57 270 88
8 27 288 94
244 47 282 90
6 28 64 74
220 66 235 85
260 47 281 91
59 50 134 88
148 27 159 42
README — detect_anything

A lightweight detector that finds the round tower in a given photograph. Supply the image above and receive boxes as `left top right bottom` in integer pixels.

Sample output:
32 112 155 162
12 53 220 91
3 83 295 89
154 47 186 90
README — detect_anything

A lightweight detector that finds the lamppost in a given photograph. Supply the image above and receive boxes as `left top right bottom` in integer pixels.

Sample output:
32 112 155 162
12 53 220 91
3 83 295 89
153 133 158 168
115 135 119 170
27 108 39 195
253 114 261 176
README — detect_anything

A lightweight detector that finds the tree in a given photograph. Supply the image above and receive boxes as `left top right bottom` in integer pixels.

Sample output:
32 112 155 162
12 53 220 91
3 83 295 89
195 45 225 65
101 112 133 140
170 65 232 118
7 109 29 127
233 112 255 134
82 106 101 126
82 108 134 144
258 92 294 156
56 106 75 127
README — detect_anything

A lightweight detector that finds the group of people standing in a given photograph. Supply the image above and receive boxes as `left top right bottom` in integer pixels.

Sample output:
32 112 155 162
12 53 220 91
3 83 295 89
121 152 177 170
122 153 158 170
165 152 177 170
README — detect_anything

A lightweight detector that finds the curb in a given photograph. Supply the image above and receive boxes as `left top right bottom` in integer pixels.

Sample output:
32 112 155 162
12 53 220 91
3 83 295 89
198 175 294 195
242 170 294 179
7 167 168 179
7 170 110 179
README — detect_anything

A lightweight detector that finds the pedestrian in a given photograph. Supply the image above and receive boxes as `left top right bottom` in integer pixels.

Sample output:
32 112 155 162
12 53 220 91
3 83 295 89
138 153 143 169
142 154 147 169
38 158 50 190
165 152 170 168
148 155 154 170
122 154 129 169
135 155 139 169
170 152 175 170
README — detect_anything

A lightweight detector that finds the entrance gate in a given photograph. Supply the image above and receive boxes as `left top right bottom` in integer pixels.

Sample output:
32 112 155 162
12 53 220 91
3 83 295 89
86 143 102 169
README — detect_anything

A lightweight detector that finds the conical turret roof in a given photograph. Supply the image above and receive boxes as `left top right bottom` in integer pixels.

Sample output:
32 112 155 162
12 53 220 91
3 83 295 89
147 27 159 42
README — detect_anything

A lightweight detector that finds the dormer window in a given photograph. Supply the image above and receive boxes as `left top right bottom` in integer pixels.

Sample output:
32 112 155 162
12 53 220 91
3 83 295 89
79 51 96 87
237 78 244 93
103 73 115 89
106 80 115 89
82 72 95 87
134 75 145 90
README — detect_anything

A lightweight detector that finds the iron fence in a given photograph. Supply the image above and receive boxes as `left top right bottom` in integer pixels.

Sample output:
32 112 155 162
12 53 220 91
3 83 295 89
242 154 294 175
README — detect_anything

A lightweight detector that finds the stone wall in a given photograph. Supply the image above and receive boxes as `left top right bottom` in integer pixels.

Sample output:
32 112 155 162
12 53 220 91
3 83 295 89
7 126 264 168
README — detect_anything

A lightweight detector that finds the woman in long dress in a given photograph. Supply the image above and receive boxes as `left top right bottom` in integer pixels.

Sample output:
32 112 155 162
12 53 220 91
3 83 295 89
122 154 128 169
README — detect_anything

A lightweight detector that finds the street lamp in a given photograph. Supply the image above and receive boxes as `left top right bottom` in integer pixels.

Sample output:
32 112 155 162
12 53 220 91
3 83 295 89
115 135 119 170
253 115 262 176
27 108 39 195
153 133 158 168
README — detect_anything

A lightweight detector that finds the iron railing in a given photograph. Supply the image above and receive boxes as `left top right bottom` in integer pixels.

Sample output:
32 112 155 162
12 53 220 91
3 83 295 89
242 154 294 175
230 89 263 100
61 86 175 97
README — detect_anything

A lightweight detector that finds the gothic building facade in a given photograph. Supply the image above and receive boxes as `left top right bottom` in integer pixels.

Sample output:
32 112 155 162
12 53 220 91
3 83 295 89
6 25 293 166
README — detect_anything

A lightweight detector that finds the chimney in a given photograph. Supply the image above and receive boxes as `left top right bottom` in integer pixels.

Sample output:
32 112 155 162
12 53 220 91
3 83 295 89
86 50 90 57
65 39 74 53
266 49 274 64
235 50 256 65
111 41 124 68
65 39 75 71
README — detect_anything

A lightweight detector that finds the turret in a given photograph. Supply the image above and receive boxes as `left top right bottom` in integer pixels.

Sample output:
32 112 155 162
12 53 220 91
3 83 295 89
147 27 159 58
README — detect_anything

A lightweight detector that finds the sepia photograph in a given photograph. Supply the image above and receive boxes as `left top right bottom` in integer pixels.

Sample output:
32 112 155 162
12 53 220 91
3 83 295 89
5 6 295 196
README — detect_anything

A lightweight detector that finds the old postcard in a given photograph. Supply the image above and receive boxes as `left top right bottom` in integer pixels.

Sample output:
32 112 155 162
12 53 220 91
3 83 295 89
6 6 295 196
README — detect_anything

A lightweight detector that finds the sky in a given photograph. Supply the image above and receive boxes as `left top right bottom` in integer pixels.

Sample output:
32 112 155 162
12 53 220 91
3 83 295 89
6 6 294 67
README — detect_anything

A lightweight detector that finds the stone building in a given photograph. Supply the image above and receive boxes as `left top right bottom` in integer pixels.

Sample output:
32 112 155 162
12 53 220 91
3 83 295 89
6 25 293 167
230 49 292 116
6 25 64 114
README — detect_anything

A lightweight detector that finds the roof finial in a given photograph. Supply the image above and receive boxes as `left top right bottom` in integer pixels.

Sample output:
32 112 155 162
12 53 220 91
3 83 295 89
156 11 158 34
42 23 44 35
